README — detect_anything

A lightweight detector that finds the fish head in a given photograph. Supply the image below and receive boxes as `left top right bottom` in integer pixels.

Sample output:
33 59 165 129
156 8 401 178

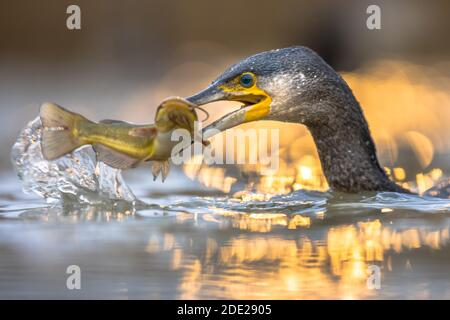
155 97 200 134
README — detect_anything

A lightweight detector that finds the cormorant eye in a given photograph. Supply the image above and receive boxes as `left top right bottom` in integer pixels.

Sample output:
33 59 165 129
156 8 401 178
239 73 255 88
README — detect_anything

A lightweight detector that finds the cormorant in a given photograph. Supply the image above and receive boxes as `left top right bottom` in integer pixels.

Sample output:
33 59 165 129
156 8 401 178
186 46 410 193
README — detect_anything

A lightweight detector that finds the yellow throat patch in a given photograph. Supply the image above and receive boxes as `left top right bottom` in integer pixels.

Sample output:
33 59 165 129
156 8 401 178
218 72 272 123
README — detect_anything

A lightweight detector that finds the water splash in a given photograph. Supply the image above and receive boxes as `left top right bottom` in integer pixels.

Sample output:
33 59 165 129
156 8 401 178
11 117 136 204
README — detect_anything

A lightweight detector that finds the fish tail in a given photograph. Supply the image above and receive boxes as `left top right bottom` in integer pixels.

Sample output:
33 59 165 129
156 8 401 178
39 102 89 160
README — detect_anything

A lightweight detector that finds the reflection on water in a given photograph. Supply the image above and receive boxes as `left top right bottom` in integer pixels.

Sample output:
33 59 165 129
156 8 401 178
1 174 450 299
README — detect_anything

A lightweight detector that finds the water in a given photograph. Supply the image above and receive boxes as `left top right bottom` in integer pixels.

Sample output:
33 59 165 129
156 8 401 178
11 117 136 204
1 119 450 299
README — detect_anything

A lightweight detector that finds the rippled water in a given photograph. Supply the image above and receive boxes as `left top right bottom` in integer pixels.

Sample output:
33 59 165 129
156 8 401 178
1 168 450 299
11 117 136 204
1 118 450 299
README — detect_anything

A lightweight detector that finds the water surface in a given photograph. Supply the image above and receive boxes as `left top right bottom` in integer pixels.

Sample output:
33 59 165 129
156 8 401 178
1 171 450 299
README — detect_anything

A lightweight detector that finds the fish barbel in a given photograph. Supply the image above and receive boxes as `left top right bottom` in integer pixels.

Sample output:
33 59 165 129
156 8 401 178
39 97 205 181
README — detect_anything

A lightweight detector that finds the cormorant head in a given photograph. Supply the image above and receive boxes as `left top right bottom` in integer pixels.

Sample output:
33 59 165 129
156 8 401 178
187 46 348 133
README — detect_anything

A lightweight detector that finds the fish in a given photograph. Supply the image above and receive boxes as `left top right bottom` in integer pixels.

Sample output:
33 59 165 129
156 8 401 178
39 97 206 181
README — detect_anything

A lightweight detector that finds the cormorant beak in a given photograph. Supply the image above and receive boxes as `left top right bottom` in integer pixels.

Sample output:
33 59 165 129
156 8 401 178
186 84 227 106
187 84 272 138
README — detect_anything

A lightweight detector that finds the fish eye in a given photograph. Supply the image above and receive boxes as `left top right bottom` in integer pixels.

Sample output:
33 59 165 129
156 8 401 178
239 73 255 88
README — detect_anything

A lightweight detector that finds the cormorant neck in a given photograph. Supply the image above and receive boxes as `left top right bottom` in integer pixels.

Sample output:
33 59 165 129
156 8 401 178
305 99 403 193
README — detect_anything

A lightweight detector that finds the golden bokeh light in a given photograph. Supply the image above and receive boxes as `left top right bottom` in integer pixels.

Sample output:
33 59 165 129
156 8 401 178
180 60 449 196
151 213 450 299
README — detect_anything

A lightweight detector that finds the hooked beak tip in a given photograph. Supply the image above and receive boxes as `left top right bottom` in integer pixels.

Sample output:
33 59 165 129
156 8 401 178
186 85 226 106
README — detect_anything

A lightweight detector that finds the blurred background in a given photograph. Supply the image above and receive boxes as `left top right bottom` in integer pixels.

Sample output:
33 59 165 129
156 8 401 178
1 0 449 194
2 0 450 300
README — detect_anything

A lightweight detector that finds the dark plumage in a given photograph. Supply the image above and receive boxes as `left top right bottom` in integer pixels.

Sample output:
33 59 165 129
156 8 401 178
188 46 412 193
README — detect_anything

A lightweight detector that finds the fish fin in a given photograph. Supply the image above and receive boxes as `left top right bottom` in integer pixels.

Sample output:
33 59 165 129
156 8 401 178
40 102 85 160
99 119 131 125
128 127 157 138
93 144 140 169
151 160 170 182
